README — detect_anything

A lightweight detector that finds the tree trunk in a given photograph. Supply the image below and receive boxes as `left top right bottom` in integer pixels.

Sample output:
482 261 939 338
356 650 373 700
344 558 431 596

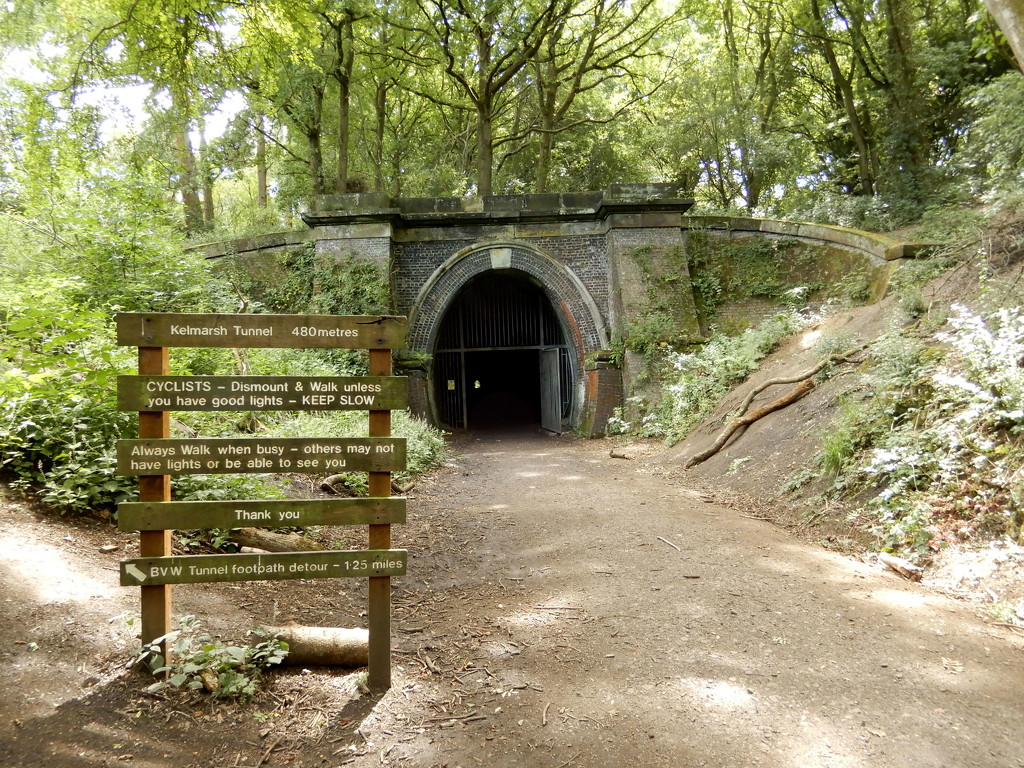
334 11 355 193
256 115 268 208
392 129 403 198
174 128 204 234
307 83 326 210
477 102 493 196
740 145 763 212
198 120 215 229
882 0 926 195
475 16 494 197
373 81 388 193
810 0 875 195
535 113 555 194
534 55 558 193
983 0 1024 71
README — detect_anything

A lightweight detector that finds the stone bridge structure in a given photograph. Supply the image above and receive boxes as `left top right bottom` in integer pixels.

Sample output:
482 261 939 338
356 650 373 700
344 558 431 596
198 184 931 436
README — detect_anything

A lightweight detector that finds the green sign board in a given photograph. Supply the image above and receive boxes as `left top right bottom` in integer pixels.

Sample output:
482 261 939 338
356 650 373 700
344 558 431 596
120 550 407 586
116 312 407 349
118 497 406 531
117 375 407 412
117 437 406 475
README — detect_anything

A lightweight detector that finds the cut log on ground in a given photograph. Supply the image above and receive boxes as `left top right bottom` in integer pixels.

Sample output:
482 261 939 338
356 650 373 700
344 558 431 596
270 626 368 667
685 379 815 469
321 475 416 495
231 528 325 553
878 552 924 581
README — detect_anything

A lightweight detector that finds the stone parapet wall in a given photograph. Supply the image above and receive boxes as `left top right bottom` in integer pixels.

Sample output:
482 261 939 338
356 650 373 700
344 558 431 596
684 216 938 262
312 183 682 221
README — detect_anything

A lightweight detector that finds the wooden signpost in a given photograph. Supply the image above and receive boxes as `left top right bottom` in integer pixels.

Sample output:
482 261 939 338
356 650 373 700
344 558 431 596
116 312 408 691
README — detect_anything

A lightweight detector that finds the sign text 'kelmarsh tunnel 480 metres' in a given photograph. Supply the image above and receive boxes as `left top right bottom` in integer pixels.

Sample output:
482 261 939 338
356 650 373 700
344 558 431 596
116 312 408 350
117 437 406 475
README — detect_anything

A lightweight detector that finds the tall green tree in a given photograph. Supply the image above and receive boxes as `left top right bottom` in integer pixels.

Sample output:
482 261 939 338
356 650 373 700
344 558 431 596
528 0 676 192
399 0 572 195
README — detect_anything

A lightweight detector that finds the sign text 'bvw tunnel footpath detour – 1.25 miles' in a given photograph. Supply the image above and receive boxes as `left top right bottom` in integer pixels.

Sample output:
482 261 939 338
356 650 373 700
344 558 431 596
115 312 409 691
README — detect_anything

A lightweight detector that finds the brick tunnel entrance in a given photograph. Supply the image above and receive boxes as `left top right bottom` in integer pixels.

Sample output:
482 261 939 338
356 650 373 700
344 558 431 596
432 271 572 432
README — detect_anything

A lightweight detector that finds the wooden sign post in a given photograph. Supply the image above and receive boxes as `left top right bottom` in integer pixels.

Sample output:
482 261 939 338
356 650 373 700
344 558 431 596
116 313 408 691
137 346 172 658
368 346 393 691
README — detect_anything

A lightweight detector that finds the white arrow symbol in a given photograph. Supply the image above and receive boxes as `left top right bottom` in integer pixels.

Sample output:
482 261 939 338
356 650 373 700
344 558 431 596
125 563 148 583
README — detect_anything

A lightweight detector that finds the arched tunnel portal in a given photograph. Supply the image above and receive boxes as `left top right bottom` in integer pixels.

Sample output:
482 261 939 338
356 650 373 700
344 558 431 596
408 244 608 434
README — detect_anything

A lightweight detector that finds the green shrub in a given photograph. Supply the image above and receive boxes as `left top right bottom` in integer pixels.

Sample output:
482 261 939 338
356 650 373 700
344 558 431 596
0 277 138 512
655 311 808 444
817 398 869 480
273 408 447 490
854 306 1024 557
141 616 288 700
0 276 296 513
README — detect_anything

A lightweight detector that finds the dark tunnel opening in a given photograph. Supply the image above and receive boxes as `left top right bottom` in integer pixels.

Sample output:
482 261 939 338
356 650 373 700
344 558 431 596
431 270 571 433
463 349 541 430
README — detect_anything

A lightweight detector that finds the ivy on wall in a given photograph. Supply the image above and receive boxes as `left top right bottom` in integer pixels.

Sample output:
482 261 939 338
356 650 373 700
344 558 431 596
684 230 880 331
626 244 700 355
217 243 391 373
622 230 886 386
686 231 808 317
222 243 389 317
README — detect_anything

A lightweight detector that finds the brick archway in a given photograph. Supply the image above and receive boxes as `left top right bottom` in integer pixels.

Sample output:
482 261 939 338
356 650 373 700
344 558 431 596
407 242 608 430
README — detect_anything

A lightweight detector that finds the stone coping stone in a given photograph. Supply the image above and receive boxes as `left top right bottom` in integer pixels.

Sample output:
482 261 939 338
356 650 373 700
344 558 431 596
307 185 689 216
684 215 942 261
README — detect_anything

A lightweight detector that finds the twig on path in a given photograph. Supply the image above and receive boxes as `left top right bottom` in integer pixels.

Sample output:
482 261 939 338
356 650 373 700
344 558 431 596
416 649 442 674
255 735 283 767
994 622 1024 634
556 753 581 768
533 605 582 611
656 535 681 552
542 702 551 726
421 712 488 724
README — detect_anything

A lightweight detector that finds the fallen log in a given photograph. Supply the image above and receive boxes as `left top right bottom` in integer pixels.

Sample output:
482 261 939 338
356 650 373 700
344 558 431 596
321 475 416 495
878 552 924 581
685 379 815 469
231 528 324 553
270 626 368 667
320 474 357 495
731 344 868 419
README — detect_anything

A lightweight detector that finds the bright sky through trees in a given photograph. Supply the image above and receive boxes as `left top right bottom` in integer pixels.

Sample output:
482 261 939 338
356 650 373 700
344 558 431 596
0 0 1022 232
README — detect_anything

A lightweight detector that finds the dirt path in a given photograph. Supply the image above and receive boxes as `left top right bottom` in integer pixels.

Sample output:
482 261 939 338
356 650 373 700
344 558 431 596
1 432 1023 767
373 433 1024 768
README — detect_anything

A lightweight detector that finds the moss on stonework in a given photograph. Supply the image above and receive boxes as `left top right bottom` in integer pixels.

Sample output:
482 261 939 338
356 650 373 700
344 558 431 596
685 230 890 329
